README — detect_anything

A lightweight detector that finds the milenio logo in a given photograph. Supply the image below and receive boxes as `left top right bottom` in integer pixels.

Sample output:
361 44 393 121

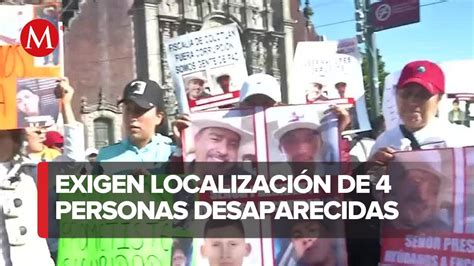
20 19 59 57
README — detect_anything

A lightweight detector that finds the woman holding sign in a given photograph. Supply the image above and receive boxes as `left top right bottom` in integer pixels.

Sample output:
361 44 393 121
369 60 474 163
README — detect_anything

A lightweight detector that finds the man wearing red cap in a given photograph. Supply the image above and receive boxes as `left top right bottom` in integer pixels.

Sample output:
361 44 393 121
370 60 474 164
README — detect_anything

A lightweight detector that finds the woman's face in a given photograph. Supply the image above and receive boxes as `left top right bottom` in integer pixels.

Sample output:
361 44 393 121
17 89 40 116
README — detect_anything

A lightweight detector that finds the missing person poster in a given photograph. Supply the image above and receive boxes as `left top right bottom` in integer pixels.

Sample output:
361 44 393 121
164 24 248 113
182 107 261 176
0 4 64 130
380 148 474 266
264 104 340 166
291 49 371 134
271 212 348 266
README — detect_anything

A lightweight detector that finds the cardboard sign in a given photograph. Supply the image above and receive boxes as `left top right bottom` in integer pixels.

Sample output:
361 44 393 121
291 49 371 134
380 148 474 265
0 4 63 130
164 24 248 113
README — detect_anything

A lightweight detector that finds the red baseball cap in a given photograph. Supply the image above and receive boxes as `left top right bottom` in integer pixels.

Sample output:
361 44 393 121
44 131 64 148
397 60 445 95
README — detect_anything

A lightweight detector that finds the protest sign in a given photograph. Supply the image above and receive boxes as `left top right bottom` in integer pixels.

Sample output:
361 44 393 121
291 51 371 134
164 24 248 113
337 37 362 62
16 78 59 127
0 4 63 130
383 59 474 130
380 148 474 265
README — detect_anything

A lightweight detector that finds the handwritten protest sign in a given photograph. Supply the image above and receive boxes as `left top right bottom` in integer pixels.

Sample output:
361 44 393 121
164 24 248 113
0 4 63 130
380 148 474 266
383 59 474 130
291 49 371 134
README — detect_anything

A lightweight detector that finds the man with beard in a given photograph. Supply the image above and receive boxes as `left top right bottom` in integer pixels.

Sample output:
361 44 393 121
185 73 211 101
370 60 474 164
389 158 452 231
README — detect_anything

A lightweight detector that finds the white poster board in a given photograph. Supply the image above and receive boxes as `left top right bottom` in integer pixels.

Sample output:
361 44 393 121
164 24 248 113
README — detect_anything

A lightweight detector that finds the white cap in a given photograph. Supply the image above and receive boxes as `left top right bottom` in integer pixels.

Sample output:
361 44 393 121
193 117 253 144
273 109 325 141
85 148 98 157
184 72 207 86
239 74 281 103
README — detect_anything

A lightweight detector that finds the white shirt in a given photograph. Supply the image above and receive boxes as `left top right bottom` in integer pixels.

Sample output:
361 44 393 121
0 162 12 266
370 118 474 156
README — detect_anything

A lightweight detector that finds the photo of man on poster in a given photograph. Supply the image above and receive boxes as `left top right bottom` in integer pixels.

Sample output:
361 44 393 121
199 219 259 266
266 105 340 170
388 150 454 232
184 110 255 175
334 81 347 99
306 82 329 103
184 72 211 101
273 217 347 266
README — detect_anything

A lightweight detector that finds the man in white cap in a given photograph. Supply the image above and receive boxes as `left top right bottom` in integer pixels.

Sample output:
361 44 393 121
274 111 325 163
192 116 253 175
306 82 328 103
185 73 210 101
388 151 452 231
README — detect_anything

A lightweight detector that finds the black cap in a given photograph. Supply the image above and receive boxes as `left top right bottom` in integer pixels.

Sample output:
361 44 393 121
118 79 164 110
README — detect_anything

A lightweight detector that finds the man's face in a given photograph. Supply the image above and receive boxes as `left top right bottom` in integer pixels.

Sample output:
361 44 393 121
306 84 323 101
279 128 321 162
123 101 163 144
336 83 346 97
173 248 187 266
291 221 332 265
201 225 251 266
397 169 441 227
218 76 231 93
194 127 241 163
396 84 440 131
188 79 205 99
17 89 40 116
452 102 460 111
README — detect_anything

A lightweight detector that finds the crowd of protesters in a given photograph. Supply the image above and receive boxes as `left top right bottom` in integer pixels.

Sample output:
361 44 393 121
1 60 473 266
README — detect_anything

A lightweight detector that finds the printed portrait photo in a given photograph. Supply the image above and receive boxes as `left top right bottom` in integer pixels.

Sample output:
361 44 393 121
183 108 257 175
16 78 60 128
193 218 263 266
265 104 340 174
208 64 245 96
183 70 211 102
271 199 348 266
386 149 455 233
